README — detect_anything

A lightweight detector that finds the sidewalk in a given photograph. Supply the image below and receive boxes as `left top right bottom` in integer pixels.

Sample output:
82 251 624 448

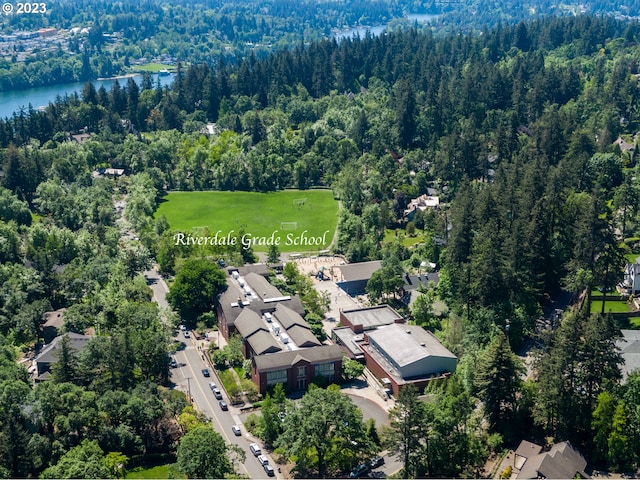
341 370 396 413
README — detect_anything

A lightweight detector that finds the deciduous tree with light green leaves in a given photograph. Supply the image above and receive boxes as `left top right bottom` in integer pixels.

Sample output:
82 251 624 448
276 384 371 477
176 425 233 479
167 258 227 323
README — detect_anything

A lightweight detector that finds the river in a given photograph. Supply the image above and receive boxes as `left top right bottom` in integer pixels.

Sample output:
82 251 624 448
334 13 439 41
0 72 176 119
3 14 438 119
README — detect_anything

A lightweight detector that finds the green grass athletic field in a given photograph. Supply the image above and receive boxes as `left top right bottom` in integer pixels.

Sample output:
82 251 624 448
155 190 339 252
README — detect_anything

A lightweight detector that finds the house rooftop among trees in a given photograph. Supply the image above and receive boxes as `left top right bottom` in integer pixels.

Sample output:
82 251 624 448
617 330 640 381
403 193 440 220
41 308 67 344
514 440 589 479
32 332 92 382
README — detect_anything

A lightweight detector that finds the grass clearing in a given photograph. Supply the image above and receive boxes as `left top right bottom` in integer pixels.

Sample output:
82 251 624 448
590 288 621 298
125 464 173 479
155 190 339 252
133 63 175 73
590 300 630 314
383 229 424 247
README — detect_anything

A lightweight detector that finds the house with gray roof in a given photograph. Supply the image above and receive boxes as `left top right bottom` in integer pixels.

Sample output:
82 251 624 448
41 308 67 344
617 329 640 381
33 332 92 381
361 323 457 396
514 440 589 479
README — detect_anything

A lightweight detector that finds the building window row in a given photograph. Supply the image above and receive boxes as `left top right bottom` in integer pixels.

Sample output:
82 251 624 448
266 369 287 385
315 362 335 375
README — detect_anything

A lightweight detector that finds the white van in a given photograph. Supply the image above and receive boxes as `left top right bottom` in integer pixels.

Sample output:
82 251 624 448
249 443 261 456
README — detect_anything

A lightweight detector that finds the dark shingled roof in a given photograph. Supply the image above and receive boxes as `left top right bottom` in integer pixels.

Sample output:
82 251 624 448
218 279 305 328
514 440 543 459
234 309 267 338
517 441 589 480
253 345 343 372
244 272 283 300
227 264 271 278
247 330 283 355
286 324 321 348
273 303 307 330
35 332 92 365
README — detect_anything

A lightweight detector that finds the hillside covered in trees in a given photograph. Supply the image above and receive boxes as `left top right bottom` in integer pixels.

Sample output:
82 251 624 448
1 14 640 477
1 0 639 90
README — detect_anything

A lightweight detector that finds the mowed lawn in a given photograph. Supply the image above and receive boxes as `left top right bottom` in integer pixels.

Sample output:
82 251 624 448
155 190 339 252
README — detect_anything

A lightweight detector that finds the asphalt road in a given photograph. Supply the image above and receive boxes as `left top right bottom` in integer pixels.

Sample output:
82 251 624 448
172 340 271 479
144 266 278 479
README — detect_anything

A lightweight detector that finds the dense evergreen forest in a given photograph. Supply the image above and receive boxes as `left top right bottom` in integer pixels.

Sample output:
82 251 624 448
1 0 639 90
2 14 640 477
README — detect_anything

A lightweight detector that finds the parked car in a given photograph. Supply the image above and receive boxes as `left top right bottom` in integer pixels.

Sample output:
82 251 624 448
369 456 385 469
201 368 210 377
219 401 228 411
263 464 275 477
183 331 190 338
350 463 370 478
208 382 217 390
179 324 187 331
213 388 223 400
249 443 261 456
231 425 241 436
257 455 269 466
170 358 178 368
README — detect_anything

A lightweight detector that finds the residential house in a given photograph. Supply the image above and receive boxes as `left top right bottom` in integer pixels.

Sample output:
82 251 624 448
70 133 92 143
33 332 92 381
41 308 67 344
617 329 640 381
403 193 440 221
514 440 589 479
623 257 640 294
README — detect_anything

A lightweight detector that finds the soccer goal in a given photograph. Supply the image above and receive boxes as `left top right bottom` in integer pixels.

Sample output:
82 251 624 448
292 198 307 207
280 222 298 230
